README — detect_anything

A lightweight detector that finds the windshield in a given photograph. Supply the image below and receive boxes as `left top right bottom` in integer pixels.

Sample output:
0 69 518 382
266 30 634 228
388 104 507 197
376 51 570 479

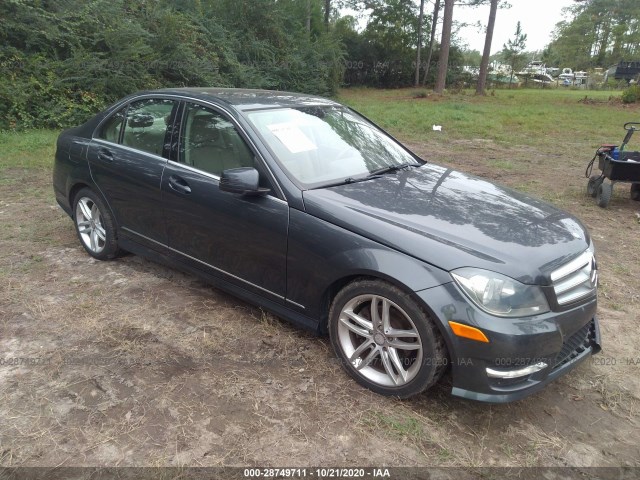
246 106 420 188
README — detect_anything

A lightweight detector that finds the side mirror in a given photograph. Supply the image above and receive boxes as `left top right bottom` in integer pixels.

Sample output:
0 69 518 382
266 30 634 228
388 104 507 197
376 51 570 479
219 167 270 196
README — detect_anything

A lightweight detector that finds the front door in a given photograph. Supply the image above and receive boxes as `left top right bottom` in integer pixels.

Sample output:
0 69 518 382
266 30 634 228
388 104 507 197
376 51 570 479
161 102 289 301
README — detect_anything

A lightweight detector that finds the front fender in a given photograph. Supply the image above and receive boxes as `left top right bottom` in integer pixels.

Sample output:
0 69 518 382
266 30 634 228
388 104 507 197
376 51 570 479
286 208 450 320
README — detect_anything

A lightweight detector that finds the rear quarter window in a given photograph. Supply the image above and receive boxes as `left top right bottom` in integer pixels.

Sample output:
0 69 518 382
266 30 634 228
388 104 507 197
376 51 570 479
97 107 126 143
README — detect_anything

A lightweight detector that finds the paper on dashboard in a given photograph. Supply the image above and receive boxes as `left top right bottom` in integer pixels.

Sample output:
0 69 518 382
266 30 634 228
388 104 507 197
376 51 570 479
267 122 317 154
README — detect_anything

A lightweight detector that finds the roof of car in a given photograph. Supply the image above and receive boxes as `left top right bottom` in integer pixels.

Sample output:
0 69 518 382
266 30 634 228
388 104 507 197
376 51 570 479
151 87 338 111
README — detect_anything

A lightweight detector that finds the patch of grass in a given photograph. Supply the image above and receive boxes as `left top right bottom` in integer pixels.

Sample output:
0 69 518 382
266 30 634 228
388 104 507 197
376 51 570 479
438 448 454 461
338 88 628 149
488 159 514 170
591 374 639 417
363 410 424 440
512 180 542 194
0 129 58 171
611 263 631 276
609 302 625 312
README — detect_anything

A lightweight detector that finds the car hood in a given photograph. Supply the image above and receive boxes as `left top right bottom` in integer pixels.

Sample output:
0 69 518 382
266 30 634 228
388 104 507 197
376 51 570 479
302 164 591 285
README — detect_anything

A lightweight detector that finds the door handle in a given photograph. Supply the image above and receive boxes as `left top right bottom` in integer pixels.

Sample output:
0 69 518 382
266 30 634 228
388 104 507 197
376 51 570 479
97 149 114 162
168 175 192 194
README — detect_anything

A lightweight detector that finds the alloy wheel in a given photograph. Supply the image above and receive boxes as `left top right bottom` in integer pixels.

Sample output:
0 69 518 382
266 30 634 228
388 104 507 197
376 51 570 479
75 197 107 254
336 294 423 387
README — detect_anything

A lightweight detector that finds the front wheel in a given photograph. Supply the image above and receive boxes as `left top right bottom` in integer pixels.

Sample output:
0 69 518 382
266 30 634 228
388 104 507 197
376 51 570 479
597 182 612 208
587 175 603 198
328 279 447 398
73 188 121 260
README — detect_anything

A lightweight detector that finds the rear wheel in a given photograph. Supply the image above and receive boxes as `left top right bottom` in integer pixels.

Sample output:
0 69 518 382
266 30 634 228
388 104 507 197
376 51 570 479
73 188 121 260
328 279 447 398
587 175 603 198
597 182 613 208
631 184 640 201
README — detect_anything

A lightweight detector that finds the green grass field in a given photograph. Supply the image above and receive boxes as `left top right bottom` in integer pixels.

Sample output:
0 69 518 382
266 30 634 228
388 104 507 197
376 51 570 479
338 88 633 149
0 129 58 171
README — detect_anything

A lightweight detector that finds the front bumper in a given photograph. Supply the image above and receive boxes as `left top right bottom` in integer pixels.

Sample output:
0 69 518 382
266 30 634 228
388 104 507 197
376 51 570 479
416 282 601 403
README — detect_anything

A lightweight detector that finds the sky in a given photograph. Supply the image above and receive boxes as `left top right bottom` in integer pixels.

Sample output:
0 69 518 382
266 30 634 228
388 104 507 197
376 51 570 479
453 0 577 55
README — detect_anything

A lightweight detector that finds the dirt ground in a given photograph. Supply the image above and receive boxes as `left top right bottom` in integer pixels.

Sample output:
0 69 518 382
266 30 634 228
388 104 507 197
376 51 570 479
1 129 640 471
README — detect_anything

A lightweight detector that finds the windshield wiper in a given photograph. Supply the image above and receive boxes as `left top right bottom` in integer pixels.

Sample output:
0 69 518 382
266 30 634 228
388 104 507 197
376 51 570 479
313 164 419 189
316 175 383 189
367 163 419 177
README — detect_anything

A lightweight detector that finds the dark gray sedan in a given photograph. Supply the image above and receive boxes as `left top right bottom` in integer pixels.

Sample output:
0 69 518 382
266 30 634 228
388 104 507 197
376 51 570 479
53 88 601 402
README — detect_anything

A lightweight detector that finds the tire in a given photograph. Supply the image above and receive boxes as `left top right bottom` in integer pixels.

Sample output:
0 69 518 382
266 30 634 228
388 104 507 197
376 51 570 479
631 184 640 201
596 182 613 208
587 175 603 198
328 279 447 398
73 188 121 260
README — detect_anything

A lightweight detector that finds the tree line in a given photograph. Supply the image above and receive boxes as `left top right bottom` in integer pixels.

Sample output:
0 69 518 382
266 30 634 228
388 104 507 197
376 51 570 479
1 0 638 130
543 0 640 71
1 0 344 129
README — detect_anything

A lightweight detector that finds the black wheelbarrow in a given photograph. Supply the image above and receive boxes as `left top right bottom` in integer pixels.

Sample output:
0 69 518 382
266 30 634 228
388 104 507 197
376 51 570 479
586 122 640 208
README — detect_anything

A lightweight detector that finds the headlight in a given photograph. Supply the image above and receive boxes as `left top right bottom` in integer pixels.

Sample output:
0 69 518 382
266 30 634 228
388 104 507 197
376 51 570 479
451 268 550 318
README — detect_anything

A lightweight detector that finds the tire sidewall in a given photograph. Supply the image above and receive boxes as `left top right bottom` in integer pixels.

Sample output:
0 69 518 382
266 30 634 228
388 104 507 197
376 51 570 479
597 182 612 208
587 175 602 198
73 188 119 260
328 279 445 398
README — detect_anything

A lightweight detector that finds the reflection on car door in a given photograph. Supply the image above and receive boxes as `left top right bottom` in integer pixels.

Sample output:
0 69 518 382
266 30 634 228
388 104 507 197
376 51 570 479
88 98 178 245
161 102 289 301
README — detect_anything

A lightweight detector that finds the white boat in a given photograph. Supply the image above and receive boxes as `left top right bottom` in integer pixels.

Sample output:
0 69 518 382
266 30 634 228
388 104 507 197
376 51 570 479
519 61 546 73
516 61 554 84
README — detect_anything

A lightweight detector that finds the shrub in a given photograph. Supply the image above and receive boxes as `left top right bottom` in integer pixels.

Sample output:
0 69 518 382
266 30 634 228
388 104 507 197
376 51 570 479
621 84 640 104
0 0 344 130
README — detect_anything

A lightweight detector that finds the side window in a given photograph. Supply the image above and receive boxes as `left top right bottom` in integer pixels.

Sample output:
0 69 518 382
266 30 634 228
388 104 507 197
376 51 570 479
97 107 126 143
122 98 176 156
179 103 255 177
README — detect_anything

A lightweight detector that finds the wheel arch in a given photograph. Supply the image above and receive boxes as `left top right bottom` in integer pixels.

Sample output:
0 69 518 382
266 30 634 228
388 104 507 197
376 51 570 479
68 182 92 212
317 269 452 349
318 273 376 335
68 181 119 229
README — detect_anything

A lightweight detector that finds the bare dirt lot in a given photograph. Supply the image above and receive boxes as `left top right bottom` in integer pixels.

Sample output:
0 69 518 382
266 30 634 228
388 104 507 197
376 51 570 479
1 97 640 472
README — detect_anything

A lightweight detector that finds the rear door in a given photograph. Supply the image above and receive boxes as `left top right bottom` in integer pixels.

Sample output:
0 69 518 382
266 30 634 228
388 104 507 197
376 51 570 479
88 97 179 245
161 101 289 301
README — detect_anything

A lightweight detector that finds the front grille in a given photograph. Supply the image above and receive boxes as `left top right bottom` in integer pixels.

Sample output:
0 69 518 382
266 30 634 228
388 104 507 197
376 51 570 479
553 320 594 369
550 250 597 306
